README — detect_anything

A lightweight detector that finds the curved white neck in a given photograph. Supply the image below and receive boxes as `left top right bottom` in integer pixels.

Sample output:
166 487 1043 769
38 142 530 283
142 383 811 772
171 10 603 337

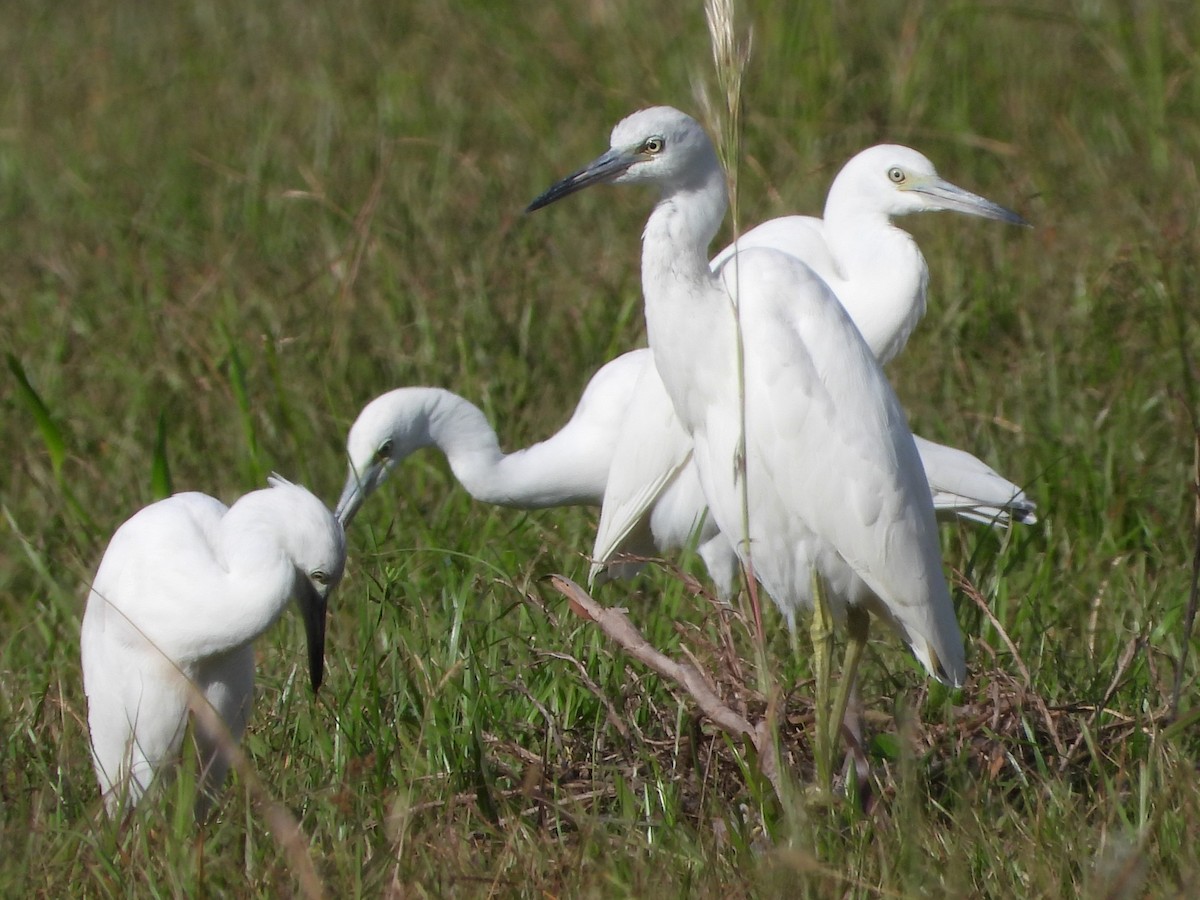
416 390 606 508
639 163 731 426
823 195 928 365
641 165 728 286
157 514 298 664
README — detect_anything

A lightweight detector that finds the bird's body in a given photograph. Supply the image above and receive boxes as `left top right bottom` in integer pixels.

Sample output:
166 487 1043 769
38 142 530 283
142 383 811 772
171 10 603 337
647 233 961 674
590 144 1031 592
81 479 344 817
528 106 965 685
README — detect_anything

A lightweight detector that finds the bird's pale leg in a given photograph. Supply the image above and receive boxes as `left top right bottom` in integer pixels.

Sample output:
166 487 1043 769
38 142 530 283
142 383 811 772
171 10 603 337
839 677 873 809
808 570 835 795
831 607 870 799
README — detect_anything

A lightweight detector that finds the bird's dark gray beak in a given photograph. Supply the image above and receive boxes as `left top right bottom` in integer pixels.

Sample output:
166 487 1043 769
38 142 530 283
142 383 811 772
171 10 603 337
335 462 384 529
335 473 367 529
526 147 637 212
914 177 1029 226
296 578 328 692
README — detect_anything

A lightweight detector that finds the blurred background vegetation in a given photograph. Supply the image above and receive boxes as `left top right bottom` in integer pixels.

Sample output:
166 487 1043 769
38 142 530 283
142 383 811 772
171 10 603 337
1 0 1198 895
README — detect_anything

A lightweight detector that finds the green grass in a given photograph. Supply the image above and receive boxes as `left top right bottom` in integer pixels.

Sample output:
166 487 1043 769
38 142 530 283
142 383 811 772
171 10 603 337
2 0 1199 895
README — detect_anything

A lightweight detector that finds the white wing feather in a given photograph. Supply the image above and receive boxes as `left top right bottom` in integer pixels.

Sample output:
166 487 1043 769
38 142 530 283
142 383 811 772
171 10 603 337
706 252 965 684
589 353 694 584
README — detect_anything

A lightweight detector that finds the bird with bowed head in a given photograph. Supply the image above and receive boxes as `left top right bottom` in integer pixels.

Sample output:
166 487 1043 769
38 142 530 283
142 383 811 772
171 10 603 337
333 349 647 528
81 475 345 818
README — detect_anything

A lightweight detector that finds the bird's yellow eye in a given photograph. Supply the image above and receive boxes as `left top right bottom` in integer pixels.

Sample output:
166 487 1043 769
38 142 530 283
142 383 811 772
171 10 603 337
376 439 394 461
641 137 664 155
311 570 329 586
888 166 906 184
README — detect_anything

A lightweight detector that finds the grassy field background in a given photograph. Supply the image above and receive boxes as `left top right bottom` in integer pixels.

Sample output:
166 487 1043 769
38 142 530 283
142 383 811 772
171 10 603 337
2 0 1198 895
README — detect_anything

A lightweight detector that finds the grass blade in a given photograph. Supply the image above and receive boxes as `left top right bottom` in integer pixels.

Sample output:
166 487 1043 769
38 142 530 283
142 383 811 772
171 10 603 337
221 326 263 484
150 410 173 500
7 353 66 477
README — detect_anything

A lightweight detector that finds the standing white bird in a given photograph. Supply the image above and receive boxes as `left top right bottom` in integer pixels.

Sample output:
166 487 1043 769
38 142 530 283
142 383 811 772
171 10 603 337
81 477 345 818
590 144 1031 592
527 106 965 785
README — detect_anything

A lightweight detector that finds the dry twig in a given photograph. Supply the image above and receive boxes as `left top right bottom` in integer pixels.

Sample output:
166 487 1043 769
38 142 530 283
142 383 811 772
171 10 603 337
548 575 783 799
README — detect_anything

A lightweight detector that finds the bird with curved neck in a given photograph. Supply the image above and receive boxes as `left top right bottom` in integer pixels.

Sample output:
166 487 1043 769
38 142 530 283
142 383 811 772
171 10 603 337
334 348 1028 602
334 349 648 527
528 106 967 791
591 143 1032 593
81 476 345 818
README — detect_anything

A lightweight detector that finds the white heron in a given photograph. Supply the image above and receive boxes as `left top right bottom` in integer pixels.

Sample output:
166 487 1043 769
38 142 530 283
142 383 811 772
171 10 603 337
712 143 1028 364
80 476 346 818
591 144 1032 594
333 349 646 527
333 351 1032 587
527 106 966 787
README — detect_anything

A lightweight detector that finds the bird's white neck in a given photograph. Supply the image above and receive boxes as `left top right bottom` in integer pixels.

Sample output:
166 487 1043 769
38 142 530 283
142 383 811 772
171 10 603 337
639 163 733 429
411 389 605 508
641 165 728 282
822 195 928 365
187 513 298 662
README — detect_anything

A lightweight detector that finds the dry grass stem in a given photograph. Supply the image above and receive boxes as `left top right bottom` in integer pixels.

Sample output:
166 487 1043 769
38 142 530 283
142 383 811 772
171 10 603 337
955 569 1068 759
548 575 783 799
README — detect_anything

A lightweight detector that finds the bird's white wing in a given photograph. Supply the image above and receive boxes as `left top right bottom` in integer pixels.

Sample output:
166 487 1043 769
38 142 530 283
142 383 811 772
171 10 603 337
85 493 233 665
82 493 229 810
914 435 1037 526
83 647 192 812
590 356 695 584
710 251 964 684
711 215 836 282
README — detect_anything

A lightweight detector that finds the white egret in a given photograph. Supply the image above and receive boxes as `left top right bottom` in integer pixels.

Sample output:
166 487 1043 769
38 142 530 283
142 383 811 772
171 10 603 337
591 144 1032 592
527 106 966 787
81 476 346 818
711 143 1028 364
333 347 1030 594
334 349 648 526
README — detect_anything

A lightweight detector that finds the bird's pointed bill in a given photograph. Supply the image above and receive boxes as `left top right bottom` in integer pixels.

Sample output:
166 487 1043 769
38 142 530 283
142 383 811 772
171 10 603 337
526 147 638 212
334 466 379 527
912 177 1029 226
297 578 328 692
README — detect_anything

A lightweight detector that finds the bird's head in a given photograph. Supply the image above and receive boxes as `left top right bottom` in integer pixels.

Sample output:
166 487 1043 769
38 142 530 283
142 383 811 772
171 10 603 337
265 476 346 692
526 106 720 211
335 389 433 528
834 144 1028 225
